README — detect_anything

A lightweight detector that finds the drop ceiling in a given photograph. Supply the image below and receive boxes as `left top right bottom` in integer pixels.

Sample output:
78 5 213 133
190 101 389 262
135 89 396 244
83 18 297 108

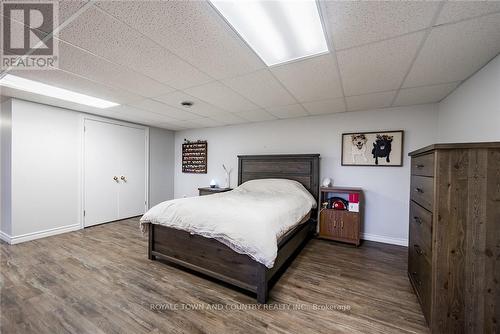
1 1 499 131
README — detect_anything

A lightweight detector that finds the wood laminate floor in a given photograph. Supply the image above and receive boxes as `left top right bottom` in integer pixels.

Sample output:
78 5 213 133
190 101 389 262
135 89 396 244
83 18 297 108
1 217 428 334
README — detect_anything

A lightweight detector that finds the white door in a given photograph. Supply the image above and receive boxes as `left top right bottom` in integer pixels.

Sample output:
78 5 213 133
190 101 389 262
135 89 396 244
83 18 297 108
84 119 121 227
84 119 147 227
117 124 147 219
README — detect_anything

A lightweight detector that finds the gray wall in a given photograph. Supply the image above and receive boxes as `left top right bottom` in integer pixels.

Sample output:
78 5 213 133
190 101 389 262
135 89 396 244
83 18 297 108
174 104 439 246
438 54 500 142
149 127 175 207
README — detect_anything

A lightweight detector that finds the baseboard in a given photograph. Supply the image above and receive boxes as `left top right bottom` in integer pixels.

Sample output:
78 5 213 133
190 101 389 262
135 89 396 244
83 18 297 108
0 230 11 244
7 224 81 245
361 233 408 247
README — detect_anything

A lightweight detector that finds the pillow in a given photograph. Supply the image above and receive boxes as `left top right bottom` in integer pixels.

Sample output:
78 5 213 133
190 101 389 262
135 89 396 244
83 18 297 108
235 179 317 208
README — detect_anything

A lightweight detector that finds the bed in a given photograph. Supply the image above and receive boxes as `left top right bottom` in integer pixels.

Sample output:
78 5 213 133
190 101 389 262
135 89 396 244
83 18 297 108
142 154 319 303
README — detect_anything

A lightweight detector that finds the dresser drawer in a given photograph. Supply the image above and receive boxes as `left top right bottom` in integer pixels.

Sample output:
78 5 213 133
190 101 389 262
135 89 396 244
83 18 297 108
408 243 432 322
409 201 432 259
411 153 435 177
410 175 434 211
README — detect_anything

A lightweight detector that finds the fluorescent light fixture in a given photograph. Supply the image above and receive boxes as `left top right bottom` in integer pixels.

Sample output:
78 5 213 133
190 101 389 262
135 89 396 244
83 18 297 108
0 74 119 108
210 0 329 66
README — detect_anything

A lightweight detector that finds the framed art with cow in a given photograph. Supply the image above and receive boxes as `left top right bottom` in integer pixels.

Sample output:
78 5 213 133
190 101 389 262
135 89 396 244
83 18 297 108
341 130 404 167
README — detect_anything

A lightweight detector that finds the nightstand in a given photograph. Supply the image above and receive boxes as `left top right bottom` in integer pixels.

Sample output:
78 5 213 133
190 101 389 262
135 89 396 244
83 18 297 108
198 187 233 196
318 187 363 246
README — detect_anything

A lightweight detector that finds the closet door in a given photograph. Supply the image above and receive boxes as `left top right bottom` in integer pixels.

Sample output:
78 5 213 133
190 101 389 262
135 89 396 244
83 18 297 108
84 119 120 227
117 125 147 219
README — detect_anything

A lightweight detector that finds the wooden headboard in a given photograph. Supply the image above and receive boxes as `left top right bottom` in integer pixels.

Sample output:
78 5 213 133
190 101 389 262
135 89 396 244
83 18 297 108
237 154 320 202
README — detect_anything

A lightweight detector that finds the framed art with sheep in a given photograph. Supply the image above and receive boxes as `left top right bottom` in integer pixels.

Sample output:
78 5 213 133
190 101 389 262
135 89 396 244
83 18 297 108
341 130 404 167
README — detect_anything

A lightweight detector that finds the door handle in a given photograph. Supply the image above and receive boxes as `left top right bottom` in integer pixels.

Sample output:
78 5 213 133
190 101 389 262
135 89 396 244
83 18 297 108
415 164 424 168
113 176 119 182
414 187 424 193
120 175 127 182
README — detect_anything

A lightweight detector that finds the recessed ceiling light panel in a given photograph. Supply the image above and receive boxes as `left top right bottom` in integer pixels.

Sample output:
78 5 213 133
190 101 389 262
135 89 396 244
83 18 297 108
210 0 329 66
0 74 119 109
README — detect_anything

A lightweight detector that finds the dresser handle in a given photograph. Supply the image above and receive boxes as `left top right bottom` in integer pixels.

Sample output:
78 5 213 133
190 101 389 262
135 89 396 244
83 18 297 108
413 216 423 225
411 272 422 286
414 187 424 193
414 244 424 256
415 164 425 168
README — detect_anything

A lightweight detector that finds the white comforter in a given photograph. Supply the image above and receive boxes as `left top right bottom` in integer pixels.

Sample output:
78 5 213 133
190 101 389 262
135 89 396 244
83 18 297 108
140 179 317 268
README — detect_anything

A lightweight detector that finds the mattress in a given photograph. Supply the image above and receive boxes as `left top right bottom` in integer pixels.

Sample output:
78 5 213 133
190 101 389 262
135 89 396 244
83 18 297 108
140 179 317 268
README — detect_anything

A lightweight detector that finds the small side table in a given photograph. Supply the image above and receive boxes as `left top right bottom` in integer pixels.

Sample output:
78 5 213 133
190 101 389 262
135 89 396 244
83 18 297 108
318 186 363 246
198 187 233 196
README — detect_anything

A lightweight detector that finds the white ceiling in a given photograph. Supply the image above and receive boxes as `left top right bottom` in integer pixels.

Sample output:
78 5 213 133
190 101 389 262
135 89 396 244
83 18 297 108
1 1 499 131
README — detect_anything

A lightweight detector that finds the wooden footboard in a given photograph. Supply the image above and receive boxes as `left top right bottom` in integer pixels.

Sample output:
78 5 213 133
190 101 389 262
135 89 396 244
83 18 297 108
148 219 316 303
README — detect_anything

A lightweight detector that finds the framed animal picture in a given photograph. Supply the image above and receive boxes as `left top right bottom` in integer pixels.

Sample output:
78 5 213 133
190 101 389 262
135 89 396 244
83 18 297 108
341 130 404 167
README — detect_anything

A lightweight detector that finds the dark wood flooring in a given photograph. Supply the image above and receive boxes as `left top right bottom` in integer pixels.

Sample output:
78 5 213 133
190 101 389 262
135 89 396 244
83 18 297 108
1 217 429 333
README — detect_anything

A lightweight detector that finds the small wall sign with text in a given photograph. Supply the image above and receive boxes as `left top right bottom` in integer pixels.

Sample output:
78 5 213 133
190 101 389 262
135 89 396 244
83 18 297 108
182 140 207 174
341 130 404 166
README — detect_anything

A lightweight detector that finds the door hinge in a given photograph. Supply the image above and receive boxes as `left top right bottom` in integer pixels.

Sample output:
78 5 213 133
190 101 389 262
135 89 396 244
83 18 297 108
83 210 86 217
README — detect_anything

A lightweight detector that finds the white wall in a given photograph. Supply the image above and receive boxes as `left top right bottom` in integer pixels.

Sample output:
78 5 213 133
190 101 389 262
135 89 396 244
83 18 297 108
11 99 81 239
0 99 12 238
1 98 175 243
149 127 175 207
174 105 439 245
438 55 500 142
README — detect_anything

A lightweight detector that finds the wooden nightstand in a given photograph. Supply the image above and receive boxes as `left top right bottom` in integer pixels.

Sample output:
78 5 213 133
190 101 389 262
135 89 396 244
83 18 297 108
318 187 363 246
198 187 233 196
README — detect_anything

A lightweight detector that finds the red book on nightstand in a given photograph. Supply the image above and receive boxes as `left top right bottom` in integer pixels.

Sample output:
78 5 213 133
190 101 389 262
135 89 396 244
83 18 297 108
348 193 359 203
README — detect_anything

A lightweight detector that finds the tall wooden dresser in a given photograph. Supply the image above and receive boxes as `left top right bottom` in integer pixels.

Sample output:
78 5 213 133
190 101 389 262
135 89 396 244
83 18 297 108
408 142 499 333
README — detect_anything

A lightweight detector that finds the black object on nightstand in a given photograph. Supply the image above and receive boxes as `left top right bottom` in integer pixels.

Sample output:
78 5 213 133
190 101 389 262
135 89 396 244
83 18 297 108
198 187 233 196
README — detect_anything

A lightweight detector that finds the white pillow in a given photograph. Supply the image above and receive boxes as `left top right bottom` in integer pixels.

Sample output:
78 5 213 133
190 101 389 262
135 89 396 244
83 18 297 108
235 178 317 208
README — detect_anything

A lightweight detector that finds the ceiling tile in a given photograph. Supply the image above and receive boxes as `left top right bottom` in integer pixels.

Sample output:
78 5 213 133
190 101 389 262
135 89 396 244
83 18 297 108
57 1 90 23
59 6 212 89
184 81 258 112
156 122 188 131
302 98 346 115
222 70 296 108
270 54 343 102
404 14 500 88
437 2 500 25
266 104 308 119
235 109 277 122
106 105 179 124
190 117 226 128
158 117 219 129
58 41 175 98
346 91 397 112
337 32 425 96
130 99 200 121
13 1 90 34
394 82 460 106
95 1 264 80
323 1 439 50
208 111 247 125
153 91 227 117
8 69 143 105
